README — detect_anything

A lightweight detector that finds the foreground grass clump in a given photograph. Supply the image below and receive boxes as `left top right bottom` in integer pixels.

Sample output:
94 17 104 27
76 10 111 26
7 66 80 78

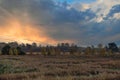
0 64 13 74
0 64 38 75
0 55 120 80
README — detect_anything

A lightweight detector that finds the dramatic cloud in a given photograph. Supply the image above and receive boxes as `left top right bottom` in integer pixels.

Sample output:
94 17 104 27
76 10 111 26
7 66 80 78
0 0 120 45
112 13 120 19
71 0 120 22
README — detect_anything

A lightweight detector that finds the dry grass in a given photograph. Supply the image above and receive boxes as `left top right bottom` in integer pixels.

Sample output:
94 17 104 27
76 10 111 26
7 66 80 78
0 54 120 80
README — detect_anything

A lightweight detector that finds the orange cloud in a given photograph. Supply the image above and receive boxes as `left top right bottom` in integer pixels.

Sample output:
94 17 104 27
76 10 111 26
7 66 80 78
0 18 57 45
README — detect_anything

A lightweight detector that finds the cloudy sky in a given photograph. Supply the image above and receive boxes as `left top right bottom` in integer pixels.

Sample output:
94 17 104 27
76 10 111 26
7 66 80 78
0 0 120 46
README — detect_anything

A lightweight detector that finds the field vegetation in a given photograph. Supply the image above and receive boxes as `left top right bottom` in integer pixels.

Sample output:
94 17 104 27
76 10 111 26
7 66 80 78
0 42 120 80
0 55 120 80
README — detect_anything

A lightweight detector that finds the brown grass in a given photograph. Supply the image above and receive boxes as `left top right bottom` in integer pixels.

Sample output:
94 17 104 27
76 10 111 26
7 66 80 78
0 54 120 80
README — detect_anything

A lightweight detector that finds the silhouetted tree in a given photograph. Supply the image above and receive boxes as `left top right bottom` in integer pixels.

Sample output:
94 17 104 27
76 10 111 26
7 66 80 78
97 43 103 54
70 43 78 55
32 42 37 48
1 45 11 55
17 47 26 55
9 48 19 55
91 45 96 55
41 47 47 56
85 47 92 55
26 44 32 54
9 48 14 55
108 42 119 53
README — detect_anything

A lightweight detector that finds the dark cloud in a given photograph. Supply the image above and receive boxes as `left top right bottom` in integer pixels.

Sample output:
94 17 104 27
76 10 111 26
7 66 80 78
0 0 120 45
108 4 120 16
105 4 120 20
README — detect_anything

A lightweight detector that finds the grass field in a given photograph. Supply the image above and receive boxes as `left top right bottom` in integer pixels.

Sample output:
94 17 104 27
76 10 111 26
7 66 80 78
0 54 120 80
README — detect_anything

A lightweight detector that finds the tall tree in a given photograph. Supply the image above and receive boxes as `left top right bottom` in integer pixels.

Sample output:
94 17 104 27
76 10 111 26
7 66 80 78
108 43 119 53
1 45 11 55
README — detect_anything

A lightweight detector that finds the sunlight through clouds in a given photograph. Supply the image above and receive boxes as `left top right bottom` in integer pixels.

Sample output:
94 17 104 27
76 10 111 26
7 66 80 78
0 0 120 45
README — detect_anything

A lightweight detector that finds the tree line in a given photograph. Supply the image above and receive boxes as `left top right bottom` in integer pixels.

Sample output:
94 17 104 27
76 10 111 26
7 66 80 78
0 42 119 56
1 44 25 55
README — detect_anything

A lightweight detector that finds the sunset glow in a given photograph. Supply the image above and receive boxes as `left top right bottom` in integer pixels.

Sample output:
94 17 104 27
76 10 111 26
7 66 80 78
0 0 120 45
0 19 57 45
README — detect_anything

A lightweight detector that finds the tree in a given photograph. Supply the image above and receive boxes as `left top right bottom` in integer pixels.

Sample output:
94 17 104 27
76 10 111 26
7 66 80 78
26 44 32 54
32 42 37 48
13 48 19 55
97 43 103 55
91 45 96 55
9 48 14 55
101 47 107 56
56 45 61 55
98 44 103 49
17 47 25 55
1 45 11 55
85 47 92 55
108 42 119 53
70 44 78 55
41 47 47 56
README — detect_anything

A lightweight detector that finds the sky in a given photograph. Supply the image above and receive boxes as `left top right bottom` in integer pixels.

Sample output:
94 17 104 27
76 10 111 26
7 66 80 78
0 0 120 46
57 0 96 3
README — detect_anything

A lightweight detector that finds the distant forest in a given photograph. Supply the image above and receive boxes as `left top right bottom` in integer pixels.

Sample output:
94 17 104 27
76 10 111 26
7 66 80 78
0 42 119 56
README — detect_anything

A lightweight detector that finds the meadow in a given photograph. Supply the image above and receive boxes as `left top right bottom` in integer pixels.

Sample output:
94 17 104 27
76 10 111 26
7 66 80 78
0 54 120 80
